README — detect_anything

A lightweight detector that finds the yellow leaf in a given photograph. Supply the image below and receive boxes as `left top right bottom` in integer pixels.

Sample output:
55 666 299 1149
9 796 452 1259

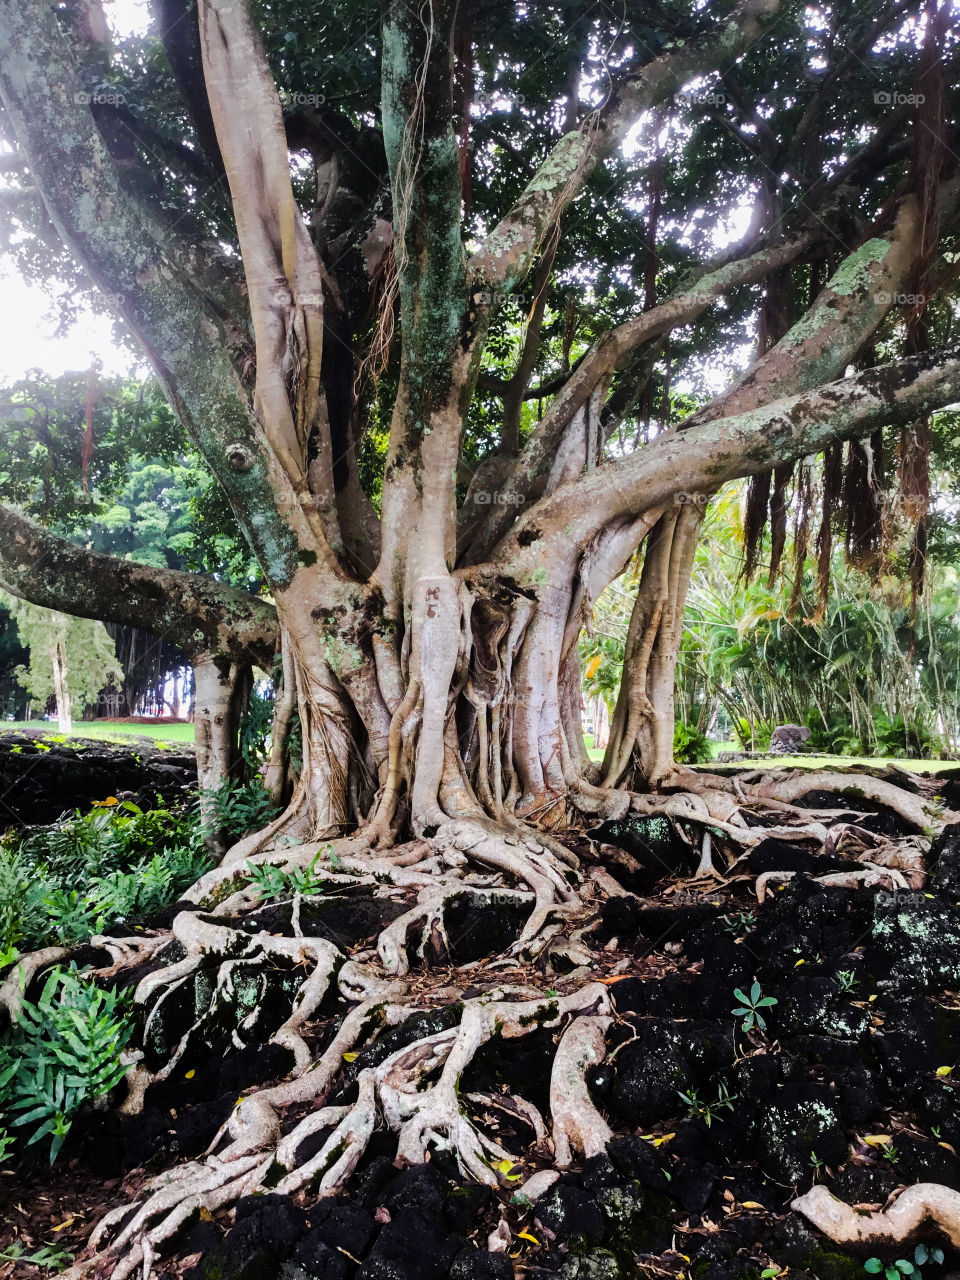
496 1159 514 1174
235 1097 246 1107
103 796 119 806
585 654 602 679
653 1133 675 1147
517 1230 539 1244
342 1052 359 1062
863 1134 892 1147
198 1207 213 1222
868 994 878 1002
936 1065 953 1076
185 1069 195 1079
740 1202 765 1210
795 959 805 966
51 1217 76 1233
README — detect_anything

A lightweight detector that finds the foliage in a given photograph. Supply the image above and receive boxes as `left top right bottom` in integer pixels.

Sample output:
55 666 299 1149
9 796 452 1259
240 687 275 772
205 778 280 840
245 847 336 900
673 722 712 765
0 966 132 1163
864 1243 945 1280
677 1082 737 1127
0 799 208 953
0 1241 74 1272
732 982 778 1033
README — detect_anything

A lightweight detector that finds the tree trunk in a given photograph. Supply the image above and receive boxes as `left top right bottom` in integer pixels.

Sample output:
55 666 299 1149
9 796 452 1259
51 635 72 733
193 655 252 855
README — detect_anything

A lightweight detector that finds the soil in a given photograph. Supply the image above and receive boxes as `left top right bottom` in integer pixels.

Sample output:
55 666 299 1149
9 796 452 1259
3 770 960 1280
0 729 197 826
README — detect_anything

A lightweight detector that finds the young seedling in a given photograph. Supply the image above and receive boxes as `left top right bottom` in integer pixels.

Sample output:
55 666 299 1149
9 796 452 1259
864 1242 944 1280
677 1081 738 1127
834 969 858 993
732 981 778 1032
721 910 757 936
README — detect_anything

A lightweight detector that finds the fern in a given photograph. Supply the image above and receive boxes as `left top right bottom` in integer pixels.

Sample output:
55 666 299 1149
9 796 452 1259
0 966 133 1163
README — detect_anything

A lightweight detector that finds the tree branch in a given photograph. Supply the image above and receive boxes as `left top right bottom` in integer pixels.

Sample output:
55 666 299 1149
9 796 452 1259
500 340 960 569
0 504 278 667
462 225 818 564
469 0 781 294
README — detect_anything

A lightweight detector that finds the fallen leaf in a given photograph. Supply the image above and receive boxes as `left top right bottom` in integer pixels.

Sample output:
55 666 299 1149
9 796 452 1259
516 1230 539 1244
184 1069 195 1080
51 1217 77 1233
653 1133 675 1147
936 1065 953 1076
495 1159 514 1174
740 1201 765 1210
342 1052 359 1062
862 1134 892 1147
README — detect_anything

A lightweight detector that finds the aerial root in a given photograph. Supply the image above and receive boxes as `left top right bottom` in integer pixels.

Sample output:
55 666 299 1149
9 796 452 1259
792 1183 960 1250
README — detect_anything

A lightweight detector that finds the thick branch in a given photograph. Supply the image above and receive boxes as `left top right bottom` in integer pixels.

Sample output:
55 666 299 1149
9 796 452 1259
498 341 960 576
0 0 307 591
0 504 277 667
463 226 818 563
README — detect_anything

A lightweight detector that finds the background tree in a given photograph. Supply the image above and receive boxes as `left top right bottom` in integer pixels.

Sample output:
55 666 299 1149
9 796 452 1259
6 597 123 732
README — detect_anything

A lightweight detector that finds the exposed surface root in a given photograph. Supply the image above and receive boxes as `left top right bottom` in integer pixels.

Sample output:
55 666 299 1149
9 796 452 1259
792 1183 960 1249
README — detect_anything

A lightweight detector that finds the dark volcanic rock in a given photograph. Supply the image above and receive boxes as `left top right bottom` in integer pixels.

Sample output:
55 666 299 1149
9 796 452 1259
0 728 196 824
930 823 960 900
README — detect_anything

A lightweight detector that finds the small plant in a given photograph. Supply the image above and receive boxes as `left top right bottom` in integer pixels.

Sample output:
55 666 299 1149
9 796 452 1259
246 851 329 901
0 1240 74 1271
0 965 133 1162
732 981 778 1033
205 778 279 840
721 910 757 935
678 1081 738 1127
864 1242 944 1280
834 969 859 993
809 1149 826 1179
880 1141 900 1165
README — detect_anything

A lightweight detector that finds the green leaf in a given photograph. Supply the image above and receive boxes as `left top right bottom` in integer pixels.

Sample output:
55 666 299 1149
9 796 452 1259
895 1263 914 1275
864 1259 883 1273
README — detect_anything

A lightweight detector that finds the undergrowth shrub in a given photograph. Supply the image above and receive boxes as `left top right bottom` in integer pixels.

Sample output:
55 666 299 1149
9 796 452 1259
0 965 132 1163
0 797 210 955
205 777 280 839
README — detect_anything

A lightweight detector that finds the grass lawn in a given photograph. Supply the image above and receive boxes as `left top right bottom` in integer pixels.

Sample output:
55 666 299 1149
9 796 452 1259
582 733 956 774
2 719 196 748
